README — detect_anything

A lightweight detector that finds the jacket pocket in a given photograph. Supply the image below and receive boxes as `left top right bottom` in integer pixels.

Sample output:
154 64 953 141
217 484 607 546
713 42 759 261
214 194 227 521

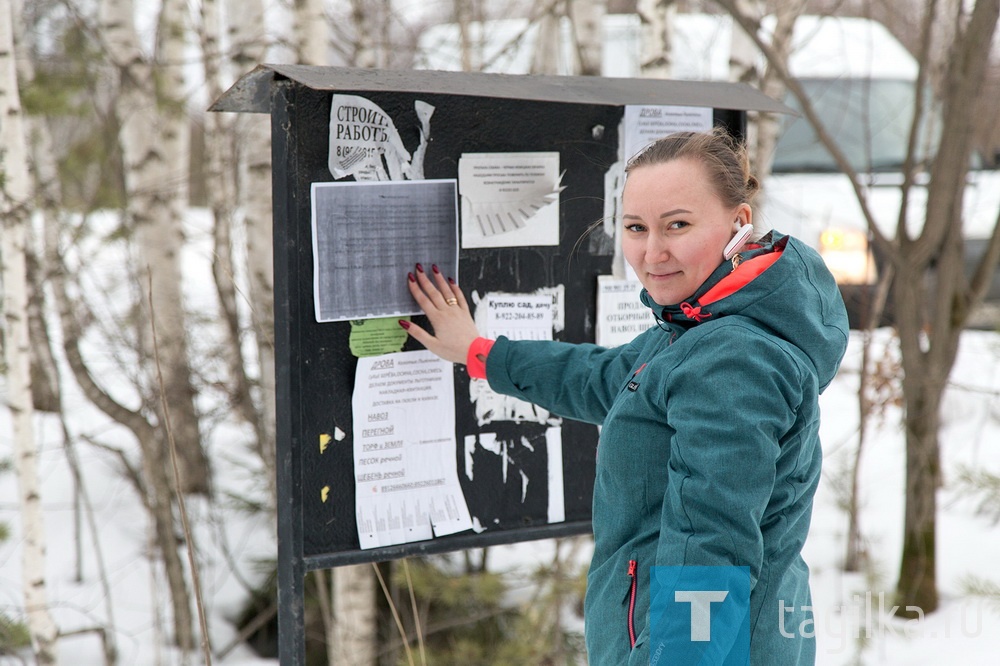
623 556 638 649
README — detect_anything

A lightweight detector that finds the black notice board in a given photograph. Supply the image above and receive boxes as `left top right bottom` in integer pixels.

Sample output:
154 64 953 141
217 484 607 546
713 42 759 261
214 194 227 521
269 78 746 568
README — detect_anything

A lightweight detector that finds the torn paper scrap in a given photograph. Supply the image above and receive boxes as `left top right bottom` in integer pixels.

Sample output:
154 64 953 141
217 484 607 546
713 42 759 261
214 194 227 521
461 428 565 526
467 289 564 427
407 100 435 181
329 94 412 181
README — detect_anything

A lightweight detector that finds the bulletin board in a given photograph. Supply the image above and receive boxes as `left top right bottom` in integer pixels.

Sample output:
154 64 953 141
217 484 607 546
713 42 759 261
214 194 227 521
259 71 755 568
211 64 790 663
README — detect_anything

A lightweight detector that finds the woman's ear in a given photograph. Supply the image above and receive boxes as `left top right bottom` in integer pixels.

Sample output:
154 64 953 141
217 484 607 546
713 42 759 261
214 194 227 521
736 203 753 229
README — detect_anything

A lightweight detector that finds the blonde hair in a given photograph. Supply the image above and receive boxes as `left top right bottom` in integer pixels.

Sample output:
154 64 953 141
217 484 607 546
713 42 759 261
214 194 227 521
625 127 760 209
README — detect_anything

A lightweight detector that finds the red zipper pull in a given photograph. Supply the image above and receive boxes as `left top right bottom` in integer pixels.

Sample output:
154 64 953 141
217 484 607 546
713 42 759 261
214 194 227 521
628 560 637 577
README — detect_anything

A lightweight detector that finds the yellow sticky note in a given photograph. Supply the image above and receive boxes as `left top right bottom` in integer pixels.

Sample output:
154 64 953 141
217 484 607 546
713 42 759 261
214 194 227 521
321 486 330 503
320 433 332 453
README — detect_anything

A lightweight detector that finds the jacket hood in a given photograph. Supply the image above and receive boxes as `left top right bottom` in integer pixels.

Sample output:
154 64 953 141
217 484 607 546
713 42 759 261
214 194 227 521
639 231 849 391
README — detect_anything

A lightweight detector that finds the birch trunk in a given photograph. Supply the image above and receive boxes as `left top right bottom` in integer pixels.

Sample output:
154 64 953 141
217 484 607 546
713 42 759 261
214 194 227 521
454 0 476 71
199 0 277 508
8 0 60 417
294 0 328 65
567 0 605 76
228 0 278 498
150 0 207 495
532 3 563 75
754 0 803 177
99 0 196 648
325 5 390 660
727 0 761 165
329 565 377 666
349 0 381 68
0 0 59 660
637 0 674 78
102 0 208 495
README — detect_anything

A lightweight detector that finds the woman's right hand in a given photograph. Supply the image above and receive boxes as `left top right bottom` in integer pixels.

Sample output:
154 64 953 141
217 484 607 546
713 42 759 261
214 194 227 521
401 264 481 365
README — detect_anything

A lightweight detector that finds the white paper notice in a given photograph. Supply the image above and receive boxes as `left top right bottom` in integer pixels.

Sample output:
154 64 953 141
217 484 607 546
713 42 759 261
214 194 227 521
596 276 657 347
623 105 714 163
311 179 459 322
353 350 473 549
458 152 563 248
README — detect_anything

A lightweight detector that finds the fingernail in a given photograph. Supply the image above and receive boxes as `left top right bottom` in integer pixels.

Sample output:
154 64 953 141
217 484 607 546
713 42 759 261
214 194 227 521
398 319 410 330
416 263 424 273
447 276 456 285
432 264 440 274
408 272 416 283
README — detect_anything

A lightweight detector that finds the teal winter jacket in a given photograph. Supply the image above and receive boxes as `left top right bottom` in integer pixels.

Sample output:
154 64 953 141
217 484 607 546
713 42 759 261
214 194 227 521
484 232 849 665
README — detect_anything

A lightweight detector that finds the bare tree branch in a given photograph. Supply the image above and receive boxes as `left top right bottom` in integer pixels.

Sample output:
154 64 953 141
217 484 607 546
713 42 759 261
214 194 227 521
712 0 894 258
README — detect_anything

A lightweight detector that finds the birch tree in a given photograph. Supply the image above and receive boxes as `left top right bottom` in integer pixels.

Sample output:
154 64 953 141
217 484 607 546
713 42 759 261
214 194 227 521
94 0 198 647
454 0 479 71
567 0 606 76
329 567 377 665
532 1 564 74
637 0 675 78
349 0 383 68
294 0 328 65
325 6 383 658
228 0 278 502
726 0 804 177
0 0 59 660
15 2 122 659
751 1 803 177
194 0 279 510
100 0 209 496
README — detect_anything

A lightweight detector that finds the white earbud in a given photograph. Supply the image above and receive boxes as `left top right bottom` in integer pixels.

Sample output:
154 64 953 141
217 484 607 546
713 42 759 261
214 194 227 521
723 222 753 261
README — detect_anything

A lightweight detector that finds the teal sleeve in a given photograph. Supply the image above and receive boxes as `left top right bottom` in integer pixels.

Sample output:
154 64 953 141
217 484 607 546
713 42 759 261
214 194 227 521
484 335 645 425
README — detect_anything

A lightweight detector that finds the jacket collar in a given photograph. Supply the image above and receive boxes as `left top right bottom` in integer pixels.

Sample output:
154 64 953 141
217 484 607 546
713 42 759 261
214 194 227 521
640 232 786 327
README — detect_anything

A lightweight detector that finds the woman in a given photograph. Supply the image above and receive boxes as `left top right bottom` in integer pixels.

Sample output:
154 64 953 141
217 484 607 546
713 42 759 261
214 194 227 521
399 129 849 665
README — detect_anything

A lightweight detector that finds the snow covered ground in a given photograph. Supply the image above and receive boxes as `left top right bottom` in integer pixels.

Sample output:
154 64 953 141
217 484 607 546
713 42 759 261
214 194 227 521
805 329 1000 665
2 211 1000 664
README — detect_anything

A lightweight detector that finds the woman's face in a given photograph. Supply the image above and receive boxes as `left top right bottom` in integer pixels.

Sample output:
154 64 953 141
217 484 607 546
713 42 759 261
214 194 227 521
621 158 750 306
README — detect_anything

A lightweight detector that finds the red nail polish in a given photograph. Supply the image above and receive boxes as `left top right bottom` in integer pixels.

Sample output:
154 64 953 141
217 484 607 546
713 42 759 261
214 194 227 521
432 264 440 274
398 319 410 330
416 263 424 273
447 277 456 285
408 272 415 283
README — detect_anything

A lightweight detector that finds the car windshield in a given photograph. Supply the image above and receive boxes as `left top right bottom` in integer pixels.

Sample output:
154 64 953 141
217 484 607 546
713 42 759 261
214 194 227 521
771 78 936 174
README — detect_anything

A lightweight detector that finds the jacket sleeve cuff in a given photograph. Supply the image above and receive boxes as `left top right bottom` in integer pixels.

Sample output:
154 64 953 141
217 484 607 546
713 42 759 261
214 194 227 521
466 337 496 379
